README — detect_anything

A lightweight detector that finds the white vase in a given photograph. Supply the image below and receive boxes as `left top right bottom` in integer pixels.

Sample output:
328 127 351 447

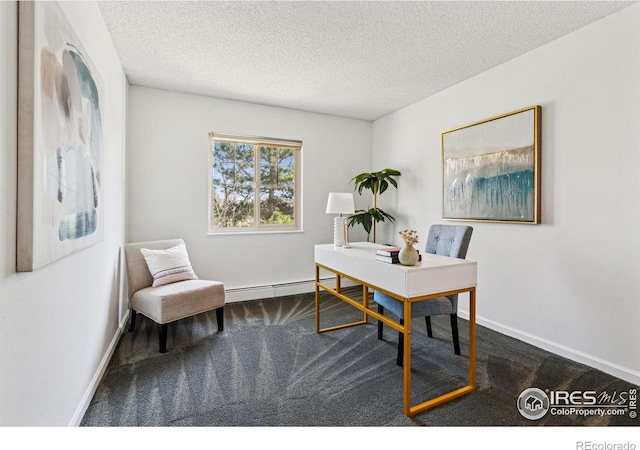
398 244 419 266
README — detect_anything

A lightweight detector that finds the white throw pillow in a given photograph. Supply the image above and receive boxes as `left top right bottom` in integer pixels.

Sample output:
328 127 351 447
140 243 198 287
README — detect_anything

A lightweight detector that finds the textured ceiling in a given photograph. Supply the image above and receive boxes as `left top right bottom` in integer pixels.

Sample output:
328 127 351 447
98 1 635 121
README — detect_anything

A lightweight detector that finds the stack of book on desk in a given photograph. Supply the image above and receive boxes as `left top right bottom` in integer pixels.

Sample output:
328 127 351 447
376 246 422 264
376 246 401 264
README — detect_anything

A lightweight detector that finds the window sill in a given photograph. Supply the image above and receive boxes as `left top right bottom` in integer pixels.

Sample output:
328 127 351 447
207 229 304 237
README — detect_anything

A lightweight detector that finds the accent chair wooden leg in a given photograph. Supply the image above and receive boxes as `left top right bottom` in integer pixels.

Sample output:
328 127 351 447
450 313 461 355
397 319 404 367
425 315 433 337
216 306 224 331
128 309 136 332
377 304 384 340
159 323 168 353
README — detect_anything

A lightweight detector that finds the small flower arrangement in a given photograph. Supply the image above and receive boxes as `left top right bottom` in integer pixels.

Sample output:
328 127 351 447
399 229 419 246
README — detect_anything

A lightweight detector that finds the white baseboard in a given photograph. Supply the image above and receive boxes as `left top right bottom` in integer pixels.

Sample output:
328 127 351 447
69 311 129 426
458 310 640 386
224 277 358 303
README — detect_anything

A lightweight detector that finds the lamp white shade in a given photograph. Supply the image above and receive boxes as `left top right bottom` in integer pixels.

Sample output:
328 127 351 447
325 192 355 215
326 193 355 247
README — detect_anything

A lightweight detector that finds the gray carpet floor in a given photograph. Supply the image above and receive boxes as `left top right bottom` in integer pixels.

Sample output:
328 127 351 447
81 288 638 427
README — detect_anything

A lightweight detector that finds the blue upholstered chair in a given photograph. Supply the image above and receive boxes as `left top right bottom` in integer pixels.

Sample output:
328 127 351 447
375 224 473 366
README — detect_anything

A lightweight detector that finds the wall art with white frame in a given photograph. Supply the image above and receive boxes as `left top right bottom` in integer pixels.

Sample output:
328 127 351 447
17 1 105 271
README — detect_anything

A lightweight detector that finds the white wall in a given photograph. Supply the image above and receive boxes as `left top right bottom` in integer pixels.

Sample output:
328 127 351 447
0 1 128 425
127 87 372 298
372 4 640 384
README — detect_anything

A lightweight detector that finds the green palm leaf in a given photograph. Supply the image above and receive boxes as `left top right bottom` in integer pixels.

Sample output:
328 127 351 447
348 168 401 242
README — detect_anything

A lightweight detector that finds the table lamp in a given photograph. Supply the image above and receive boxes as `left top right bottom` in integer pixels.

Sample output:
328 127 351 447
326 192 355 248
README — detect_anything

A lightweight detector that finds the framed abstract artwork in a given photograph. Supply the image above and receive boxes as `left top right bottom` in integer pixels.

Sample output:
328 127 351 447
17 1 105 271
441 106 541 224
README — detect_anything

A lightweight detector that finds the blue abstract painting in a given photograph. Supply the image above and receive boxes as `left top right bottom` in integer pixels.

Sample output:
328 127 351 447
442 107 541 224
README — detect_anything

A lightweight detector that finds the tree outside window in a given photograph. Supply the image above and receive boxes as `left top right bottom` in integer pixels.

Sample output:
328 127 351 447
209 134 301 233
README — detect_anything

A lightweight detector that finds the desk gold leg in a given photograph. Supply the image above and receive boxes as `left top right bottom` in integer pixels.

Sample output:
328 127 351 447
315 259 477 417
362 285 369 323
315 264 320 334
469 287 476 388
406 287 477 416
403 298 412 416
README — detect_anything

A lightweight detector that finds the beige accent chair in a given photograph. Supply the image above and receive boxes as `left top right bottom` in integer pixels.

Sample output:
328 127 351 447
124 239 225 353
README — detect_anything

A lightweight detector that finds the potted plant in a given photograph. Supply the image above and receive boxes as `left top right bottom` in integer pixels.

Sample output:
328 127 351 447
347 168 401 243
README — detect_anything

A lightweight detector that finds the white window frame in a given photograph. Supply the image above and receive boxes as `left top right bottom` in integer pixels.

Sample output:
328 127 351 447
208 132 302 235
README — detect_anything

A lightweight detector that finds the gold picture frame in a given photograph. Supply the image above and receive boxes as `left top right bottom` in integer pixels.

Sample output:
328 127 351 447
441 106 541 224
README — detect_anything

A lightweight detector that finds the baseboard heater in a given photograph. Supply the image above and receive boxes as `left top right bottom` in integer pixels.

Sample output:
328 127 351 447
224 276 358 303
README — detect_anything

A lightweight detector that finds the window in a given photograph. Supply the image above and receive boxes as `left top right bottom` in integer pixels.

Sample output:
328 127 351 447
209 133 302 234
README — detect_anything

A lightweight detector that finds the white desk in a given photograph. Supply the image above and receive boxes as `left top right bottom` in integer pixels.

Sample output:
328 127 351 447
314 242 477 416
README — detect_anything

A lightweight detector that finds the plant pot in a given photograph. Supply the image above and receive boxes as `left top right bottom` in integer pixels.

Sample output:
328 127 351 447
398 244 419 266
